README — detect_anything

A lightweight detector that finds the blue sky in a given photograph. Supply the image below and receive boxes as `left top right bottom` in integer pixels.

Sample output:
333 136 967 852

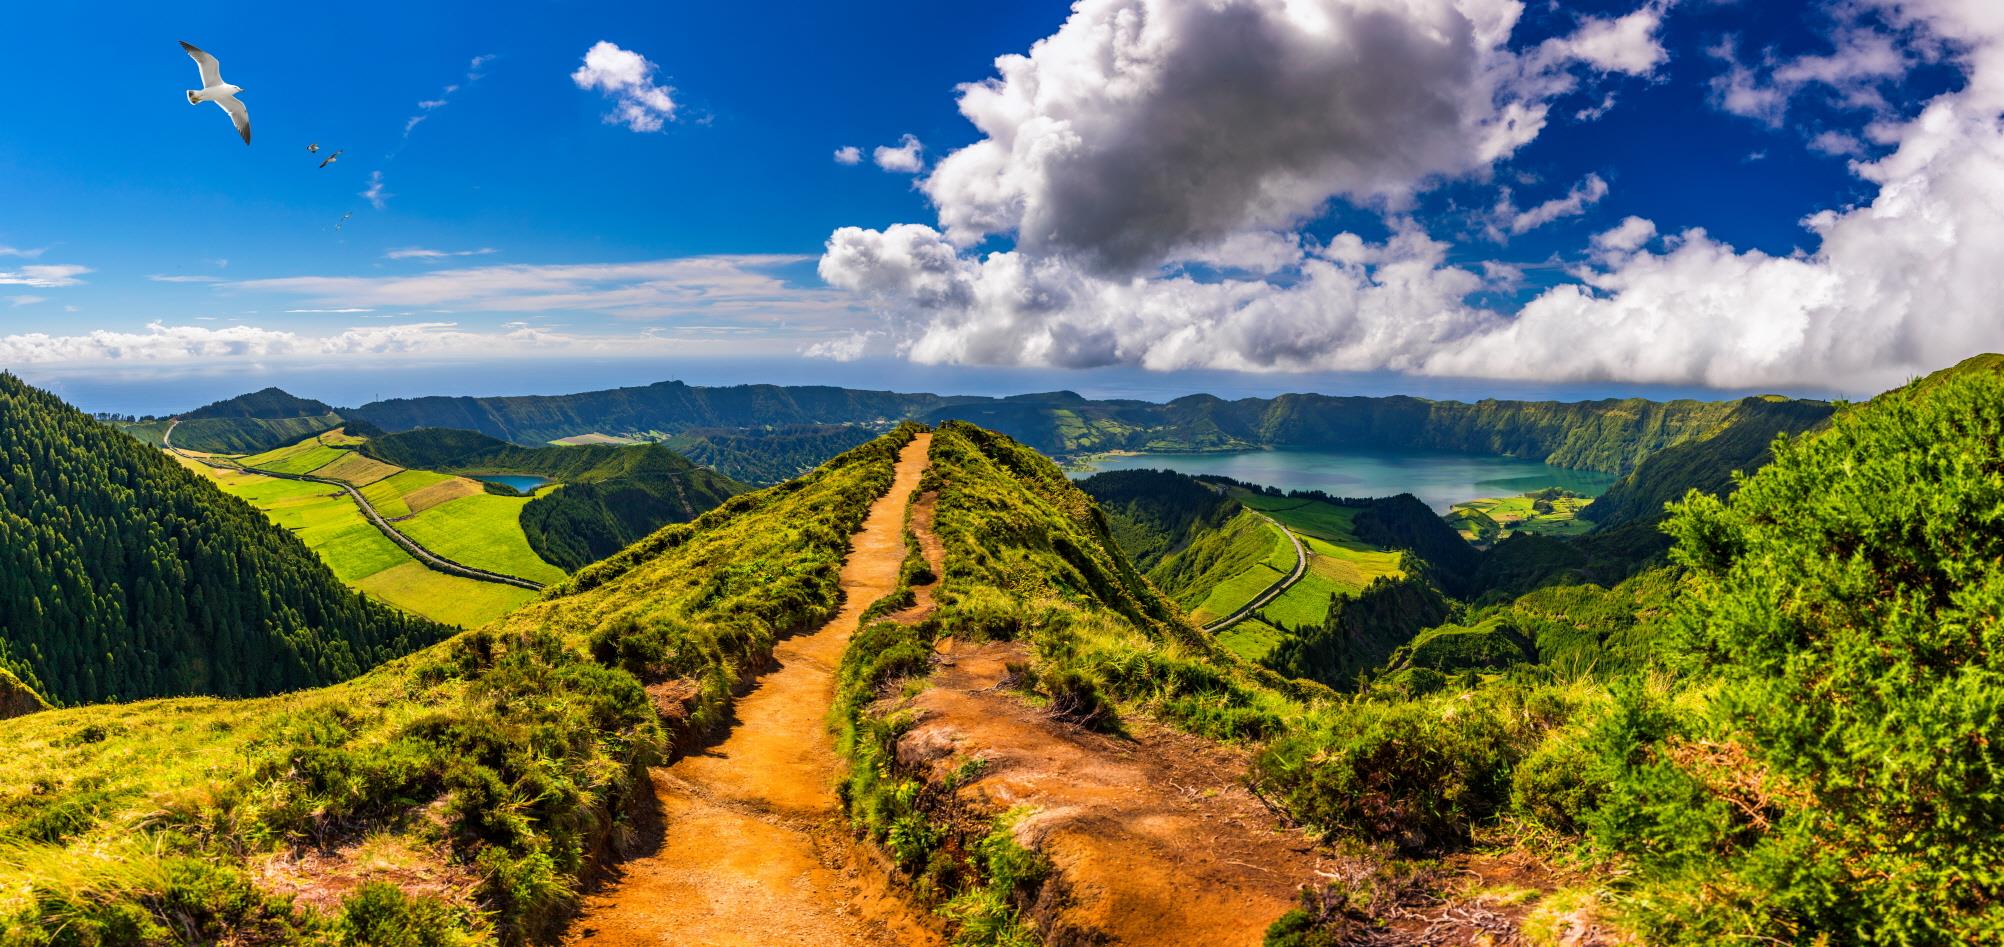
5 0 2002 413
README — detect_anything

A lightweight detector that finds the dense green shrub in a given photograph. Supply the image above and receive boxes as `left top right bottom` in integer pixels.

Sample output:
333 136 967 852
1595 371 2004 943
1253 693 1526 852
334 884 469 947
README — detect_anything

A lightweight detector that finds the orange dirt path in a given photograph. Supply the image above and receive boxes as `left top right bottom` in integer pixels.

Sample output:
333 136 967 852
565 434 940 947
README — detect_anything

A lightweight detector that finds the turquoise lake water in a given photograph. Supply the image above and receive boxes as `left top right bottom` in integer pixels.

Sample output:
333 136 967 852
471 474 552 493
1072 448 1618 512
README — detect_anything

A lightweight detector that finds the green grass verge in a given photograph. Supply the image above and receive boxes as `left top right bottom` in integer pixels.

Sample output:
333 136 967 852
1216 617 1288 662
353 562 539 628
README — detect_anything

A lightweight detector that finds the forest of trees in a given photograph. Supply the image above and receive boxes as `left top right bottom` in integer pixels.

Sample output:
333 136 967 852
0 374 448 705
664 423 879 484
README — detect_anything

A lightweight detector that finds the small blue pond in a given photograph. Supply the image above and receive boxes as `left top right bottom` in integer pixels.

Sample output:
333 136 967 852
471 474 552 493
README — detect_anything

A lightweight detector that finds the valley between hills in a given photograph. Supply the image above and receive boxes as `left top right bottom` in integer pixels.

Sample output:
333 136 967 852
0 354 2000 945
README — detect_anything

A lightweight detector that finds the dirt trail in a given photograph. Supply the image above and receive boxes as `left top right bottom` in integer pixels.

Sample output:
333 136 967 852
877 488 1326 945
566 435 940 947
900 640 1330 945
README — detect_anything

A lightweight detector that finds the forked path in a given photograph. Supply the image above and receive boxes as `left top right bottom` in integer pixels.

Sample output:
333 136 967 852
566 434 939 947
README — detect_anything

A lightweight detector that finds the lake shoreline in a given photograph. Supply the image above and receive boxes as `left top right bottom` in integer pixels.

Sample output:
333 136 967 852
1065 446 1618 513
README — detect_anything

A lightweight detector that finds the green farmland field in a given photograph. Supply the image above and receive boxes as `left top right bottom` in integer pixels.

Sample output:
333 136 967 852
173 454 540 626
398 493 568 584
240 440 347 475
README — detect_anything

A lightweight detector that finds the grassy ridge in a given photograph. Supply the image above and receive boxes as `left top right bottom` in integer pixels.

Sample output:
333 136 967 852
165 414 347 455
0 423 923 943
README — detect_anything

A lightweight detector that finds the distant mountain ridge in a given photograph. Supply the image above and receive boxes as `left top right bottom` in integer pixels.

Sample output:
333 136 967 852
181 386 335 420
327 381 1838 477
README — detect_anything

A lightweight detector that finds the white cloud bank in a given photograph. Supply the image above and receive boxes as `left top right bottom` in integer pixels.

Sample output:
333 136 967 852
572 42 679 132
0 264 89 288
0 322 638 366
234 255 852 322
819 0 2004 392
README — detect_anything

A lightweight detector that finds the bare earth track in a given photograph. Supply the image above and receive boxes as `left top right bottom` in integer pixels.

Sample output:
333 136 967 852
564 434 940 947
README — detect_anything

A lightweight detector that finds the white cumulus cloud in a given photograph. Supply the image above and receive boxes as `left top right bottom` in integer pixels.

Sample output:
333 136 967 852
873 135 924 173
834 145 863 165
1506 173 1610 235
571 41 679 132
904 0 1661 277
817 0 2004 392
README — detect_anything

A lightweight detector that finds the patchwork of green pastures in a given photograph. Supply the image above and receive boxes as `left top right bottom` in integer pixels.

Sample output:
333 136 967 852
359 468 454 518
1447 492 1595 542
309 449 401 486
398 493 569 584
183 458 538 627
240 440 346 474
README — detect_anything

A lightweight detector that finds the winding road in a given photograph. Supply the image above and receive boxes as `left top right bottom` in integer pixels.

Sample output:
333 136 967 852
164 420 547 591
1200 511 1307 634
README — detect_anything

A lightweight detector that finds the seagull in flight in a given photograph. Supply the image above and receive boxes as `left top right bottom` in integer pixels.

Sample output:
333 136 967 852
319 149 343 169
179 41 250 145
307 143 320 153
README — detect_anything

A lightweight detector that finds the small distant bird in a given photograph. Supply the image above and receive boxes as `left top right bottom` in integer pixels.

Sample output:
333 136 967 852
179 41 250 145
319 149 342 169
307 143 320 153
336 211 352 231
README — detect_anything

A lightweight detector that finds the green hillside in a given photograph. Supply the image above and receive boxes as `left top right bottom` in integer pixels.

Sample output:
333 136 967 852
182 387 336 420
0 375 448 705
0 424 921 943
1076 467 1242 571
346 380 961 444
165 413 347 455
664 423 879 484
359 428 746 570
1580 395 1836 531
